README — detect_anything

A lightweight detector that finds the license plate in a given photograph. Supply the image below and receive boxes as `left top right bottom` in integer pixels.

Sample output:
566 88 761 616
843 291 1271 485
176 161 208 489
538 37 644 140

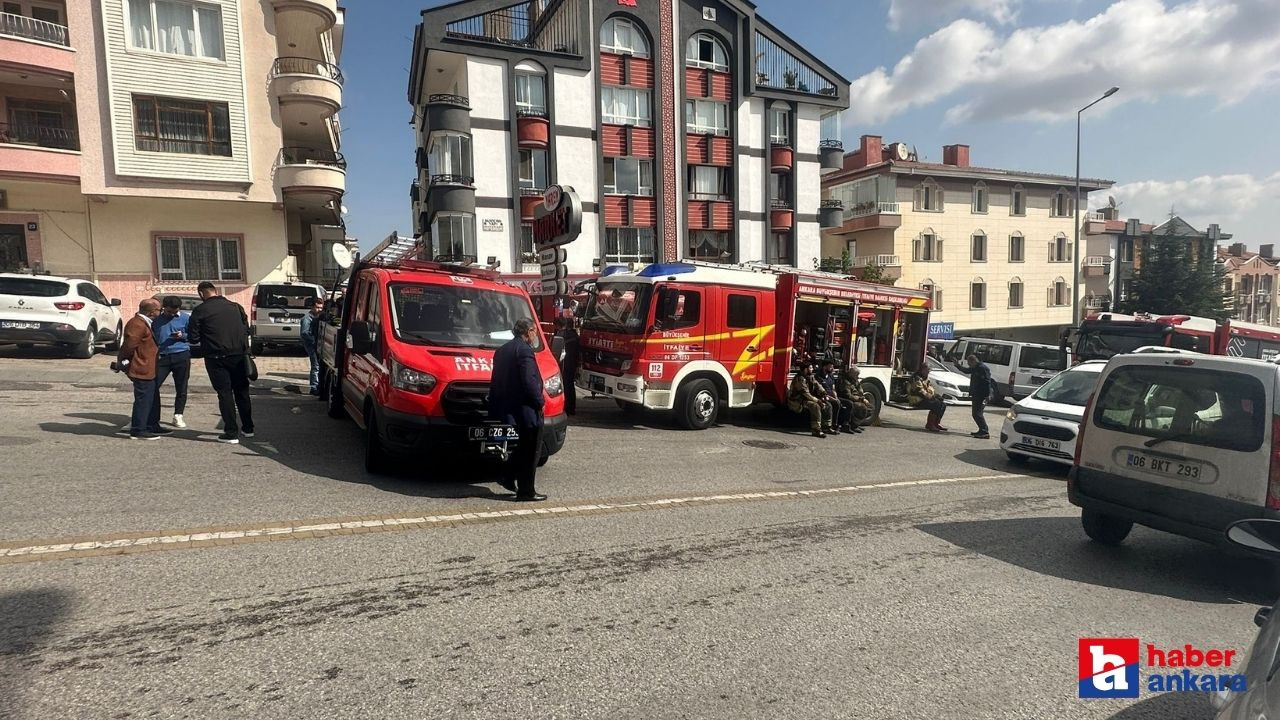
270 317 297 324
589 374 606 392
1125 451 1203 480
469 425 518 442
0 321 39 330
1021 435 1060 451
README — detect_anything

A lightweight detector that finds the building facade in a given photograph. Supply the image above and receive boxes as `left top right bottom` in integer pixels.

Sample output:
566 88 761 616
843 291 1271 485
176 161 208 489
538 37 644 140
1221 243 1278 325
1082 212 1227 312
820 135 1113 342
407 0 850 288
0 0 346 309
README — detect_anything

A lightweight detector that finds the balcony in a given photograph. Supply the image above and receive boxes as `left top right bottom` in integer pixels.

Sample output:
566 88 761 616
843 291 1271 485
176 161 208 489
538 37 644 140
851 255 902 280
275 147 345 219
826 201 902 235
519 187 544 221
1084 294 1111 310
270 0 338 33
770 144 793 173
818 199 842 229
769 199 794 231
425 94 470 134
271 57 343 130
1083 255 1110 277
819 139 843 173
516 108 549 148
0 122 79 181
0 12 74 74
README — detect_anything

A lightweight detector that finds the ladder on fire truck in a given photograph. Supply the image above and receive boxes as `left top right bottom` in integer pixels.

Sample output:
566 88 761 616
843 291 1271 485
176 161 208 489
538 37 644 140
359 231 422 268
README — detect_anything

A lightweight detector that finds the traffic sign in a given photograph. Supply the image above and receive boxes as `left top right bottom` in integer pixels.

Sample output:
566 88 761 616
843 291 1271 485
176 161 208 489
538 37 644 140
540 263 567 281
537 247 567 265
540 280 569 295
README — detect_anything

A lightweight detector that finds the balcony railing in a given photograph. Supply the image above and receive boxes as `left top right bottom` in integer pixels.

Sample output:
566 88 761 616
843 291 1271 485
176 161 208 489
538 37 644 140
770 198 792 210
427 93 470 108
1084 294 1111 309
0 12 69 46
852 254 900 268
1085 211 1106 221
277 147 346 169
820 199 843 210
846 201 900 218
272 57 344 84
0 122 78 150
1084 256 1109 266
819 139 843 150
429 173 474 187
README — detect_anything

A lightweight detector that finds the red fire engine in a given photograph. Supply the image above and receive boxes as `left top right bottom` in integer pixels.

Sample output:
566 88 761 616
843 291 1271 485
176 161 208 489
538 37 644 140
1073 312 1280 362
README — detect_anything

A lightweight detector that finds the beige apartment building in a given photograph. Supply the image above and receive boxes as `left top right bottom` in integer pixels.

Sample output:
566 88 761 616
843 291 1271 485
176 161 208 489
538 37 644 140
1221 243 1280 326
0 0 345 310
820 135 1112 342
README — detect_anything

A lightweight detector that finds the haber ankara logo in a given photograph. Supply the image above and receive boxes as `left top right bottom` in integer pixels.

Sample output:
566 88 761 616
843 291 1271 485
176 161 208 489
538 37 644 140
1078 638 1139 698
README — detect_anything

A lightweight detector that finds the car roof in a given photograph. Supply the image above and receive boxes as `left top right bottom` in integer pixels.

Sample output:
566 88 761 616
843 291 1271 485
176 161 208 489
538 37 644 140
365 266 528 295
1067 361 1107 373
0 272 78 283
1107 353 1280 373
955 337 1059 349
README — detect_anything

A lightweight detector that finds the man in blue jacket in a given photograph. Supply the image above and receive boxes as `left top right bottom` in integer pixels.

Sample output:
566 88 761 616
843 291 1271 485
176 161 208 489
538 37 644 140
152 296 192 429
488 318 547 501
299 296 324 396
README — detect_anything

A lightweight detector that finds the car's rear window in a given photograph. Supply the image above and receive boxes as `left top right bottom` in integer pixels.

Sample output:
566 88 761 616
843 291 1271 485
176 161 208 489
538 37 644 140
1092 365 1267 452
1019 346 1068 371
256 285 320 310
0 278 69 297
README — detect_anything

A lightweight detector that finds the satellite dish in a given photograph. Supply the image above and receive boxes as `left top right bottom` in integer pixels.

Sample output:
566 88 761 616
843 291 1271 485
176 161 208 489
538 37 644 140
331 243 353 270
1107 195 1117 208
340 205 349 216
895 143 910 160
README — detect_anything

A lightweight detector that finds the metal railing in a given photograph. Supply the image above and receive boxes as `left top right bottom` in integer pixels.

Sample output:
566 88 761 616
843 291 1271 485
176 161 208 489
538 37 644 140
429 174 475 187
0 12 68 46
519 186 544 196
427 93 470 108
0 122 78 150
819 139 843 150
1084 256 1109 266
820 199 843 209
1085 211 1106 221
277 147 347 169
852 254 900 268
1084 295 1111 309
770 199 792 210
444 0 580 55
273 57 344 84
516 106 548 118
846 201 900 218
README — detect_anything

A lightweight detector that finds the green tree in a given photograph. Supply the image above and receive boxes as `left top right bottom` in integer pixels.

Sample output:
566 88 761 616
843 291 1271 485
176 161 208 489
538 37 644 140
859 260 896 286
1120 235 1232 321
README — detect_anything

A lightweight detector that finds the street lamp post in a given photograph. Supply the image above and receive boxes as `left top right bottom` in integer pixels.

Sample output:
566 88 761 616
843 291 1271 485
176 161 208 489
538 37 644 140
1073 86 1119 326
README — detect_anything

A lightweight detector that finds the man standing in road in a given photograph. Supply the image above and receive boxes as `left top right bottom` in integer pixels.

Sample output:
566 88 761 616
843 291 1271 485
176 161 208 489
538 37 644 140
555 310 579 416
187 282 254 444
488 318 547 502
957 353 992 439
152 296 192 428
118 298 169 440
300 296 323 396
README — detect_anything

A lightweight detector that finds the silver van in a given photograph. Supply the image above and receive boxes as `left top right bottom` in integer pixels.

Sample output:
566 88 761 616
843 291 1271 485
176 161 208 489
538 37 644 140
947 337 1070 401
250 281 326 354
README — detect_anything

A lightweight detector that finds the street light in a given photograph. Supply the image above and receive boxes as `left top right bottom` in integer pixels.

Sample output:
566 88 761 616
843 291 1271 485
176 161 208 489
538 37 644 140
1073 86 1119 326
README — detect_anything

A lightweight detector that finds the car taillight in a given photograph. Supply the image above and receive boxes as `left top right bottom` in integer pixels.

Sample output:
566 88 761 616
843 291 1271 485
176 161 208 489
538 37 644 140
1268 415 1280 511
55 302 84 311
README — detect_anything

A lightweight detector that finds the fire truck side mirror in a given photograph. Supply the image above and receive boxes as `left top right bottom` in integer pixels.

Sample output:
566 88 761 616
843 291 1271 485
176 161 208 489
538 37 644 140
550 335 565 359
349 321 373 355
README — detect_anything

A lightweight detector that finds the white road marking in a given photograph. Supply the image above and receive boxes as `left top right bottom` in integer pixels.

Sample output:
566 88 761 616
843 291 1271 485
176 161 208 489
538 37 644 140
1 473 1032 560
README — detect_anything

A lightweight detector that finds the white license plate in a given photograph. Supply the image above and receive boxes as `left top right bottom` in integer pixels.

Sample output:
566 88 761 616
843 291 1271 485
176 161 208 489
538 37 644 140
0 321 40 330
1125 451 1203 480
1022 435 1060 451
469 425 518 442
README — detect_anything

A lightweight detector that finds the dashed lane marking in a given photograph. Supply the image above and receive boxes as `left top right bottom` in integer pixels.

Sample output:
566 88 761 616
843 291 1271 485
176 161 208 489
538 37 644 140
0 473 1038 564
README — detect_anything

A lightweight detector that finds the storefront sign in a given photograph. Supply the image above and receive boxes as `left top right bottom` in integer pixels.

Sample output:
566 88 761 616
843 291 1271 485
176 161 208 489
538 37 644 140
533 185 582 249
481 218 504 233
928 322 955 340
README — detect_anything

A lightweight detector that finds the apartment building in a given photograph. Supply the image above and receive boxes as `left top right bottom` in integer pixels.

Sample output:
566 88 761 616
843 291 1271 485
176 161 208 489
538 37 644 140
820 135 1113 342
1082 211 1226 312
1220 243 1277 325
407 0 850 289
0 0 346 310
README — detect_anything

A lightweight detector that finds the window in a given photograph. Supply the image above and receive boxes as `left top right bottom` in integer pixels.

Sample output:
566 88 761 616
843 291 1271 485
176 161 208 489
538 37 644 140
1119 238 1134 262
685 33 727 71
727 294 757 329
688 165 728 200
769 173 789 205
914 231 942 262
688 231 730 261
1008 278 1024 308
970 278 986 310
971 231 986 262
1093 366 1266 453
921 281 942 311
601 86 652 127
127 0 224 60
655 287 701 329
1049 277 1070 306
518 148 548 191
428 132 473 180
769 106 790 146
156 234 241 281
972 182 988 213
685 99 729 135
431 213 475 261
603 157 653 196
969 342 1012 366
519 224 536 265
133 95 230 156
514 62 547 116
1052 189 1074 217
1010 185 1026 216
605 227 656 263
1049 233 1070 262
600 17 649 57
766 233 791 265
1009 232 1024 262
915 179 943 212
77 283 109 305
5 98 76 149
31 4 60 23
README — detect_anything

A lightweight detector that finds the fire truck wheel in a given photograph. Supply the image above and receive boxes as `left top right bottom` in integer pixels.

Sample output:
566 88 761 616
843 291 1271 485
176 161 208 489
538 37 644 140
676 378 719 430
860 381 884 425
364 410 391 475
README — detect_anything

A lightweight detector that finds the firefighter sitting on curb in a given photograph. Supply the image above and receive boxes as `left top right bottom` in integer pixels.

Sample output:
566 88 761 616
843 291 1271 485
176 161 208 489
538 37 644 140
907 364 949 433
788 362 833 438
836 366 870 433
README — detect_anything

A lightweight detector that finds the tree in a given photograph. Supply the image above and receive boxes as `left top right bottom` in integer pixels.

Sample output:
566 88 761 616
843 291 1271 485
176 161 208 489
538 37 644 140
859 259 896 286
1119 235 1232 321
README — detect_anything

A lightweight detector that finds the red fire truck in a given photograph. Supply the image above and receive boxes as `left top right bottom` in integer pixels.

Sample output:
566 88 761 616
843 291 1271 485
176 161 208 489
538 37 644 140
576 261 932 428
1072 312 1280 362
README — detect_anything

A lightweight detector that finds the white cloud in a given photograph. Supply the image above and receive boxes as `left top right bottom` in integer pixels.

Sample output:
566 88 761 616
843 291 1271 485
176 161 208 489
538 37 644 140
849 0 1280 126
887 0 1021 31
1095 173 1280 242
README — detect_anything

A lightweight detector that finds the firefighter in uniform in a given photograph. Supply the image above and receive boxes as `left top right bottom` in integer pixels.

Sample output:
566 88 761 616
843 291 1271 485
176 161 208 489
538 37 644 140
907 364 948 432
836 366 870 433
789 362 833 438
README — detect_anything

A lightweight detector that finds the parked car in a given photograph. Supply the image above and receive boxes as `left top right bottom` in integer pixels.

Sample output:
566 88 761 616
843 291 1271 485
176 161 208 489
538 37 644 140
925 355 971 405
1001 361 1105 466
1213 518 1280 719
1069 353 1279 546
151 293 203 357
0 273 122 358
946 337 1070 402
250 281 326 354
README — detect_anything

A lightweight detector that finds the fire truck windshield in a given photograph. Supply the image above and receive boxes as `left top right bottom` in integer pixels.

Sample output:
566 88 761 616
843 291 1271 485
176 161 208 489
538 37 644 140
388 283 541 350
1076 328 1164 360
582 282 653 335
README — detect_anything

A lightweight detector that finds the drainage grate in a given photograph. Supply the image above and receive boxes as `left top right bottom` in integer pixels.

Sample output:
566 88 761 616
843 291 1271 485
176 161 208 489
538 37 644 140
742 439 791 450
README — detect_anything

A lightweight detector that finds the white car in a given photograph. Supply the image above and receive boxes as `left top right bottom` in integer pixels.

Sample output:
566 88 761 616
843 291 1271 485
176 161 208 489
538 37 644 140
1000 361 1106 466
926 356 971 405
0 273 123 358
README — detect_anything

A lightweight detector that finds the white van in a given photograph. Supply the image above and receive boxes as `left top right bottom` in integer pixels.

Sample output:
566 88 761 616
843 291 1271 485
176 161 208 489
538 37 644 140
250 281 326 354
1069 353 1280 546
947 337 1070 402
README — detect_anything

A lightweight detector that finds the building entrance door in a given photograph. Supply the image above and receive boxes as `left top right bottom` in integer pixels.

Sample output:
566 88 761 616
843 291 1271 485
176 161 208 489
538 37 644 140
0 224 27 271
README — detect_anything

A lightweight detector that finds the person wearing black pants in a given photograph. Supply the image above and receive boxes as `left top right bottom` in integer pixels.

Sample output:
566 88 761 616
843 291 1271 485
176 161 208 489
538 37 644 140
488 318 547 501
555 312 579 415
152 296 192 428
957 353 992 439
204 354 253 441
187 282 254 444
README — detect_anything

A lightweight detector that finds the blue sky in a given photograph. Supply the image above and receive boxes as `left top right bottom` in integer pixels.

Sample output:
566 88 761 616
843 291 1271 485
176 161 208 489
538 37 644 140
341 0 1280 250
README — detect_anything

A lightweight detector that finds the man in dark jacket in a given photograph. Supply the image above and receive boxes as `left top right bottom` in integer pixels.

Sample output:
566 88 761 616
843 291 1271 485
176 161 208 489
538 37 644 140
957 353 992 439
555 311 580 415
488 318 547 501
187 282 253 444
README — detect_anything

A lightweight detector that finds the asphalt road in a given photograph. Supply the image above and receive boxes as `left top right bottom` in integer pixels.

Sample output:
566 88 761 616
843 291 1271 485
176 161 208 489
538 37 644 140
0 377 1273 719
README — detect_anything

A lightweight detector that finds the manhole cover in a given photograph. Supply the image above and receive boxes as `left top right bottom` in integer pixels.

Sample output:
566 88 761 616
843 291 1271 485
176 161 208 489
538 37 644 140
742 439 791 450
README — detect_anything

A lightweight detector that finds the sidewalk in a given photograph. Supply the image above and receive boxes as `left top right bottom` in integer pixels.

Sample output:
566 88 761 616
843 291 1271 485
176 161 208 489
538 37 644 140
0 347 313 392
